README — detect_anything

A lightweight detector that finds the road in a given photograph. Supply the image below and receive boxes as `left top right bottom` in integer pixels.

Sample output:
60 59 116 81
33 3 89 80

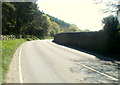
5 40 119 83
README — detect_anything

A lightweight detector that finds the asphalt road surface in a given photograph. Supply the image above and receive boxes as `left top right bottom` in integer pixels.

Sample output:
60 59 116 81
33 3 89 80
5 40 119 83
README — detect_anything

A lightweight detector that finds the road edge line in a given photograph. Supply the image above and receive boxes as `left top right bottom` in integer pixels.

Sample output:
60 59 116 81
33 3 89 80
19 47 23 83
75 62 118 81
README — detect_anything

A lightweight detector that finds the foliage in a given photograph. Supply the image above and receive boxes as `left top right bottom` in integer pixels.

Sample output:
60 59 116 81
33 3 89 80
102 15 119 32
46 13 81 33
102 15 120 55
63 24 80 32
94 0 119 13
46 14 71 28
82 29 90 32
2 2 80 38
50 22 60 36
2 2 54 37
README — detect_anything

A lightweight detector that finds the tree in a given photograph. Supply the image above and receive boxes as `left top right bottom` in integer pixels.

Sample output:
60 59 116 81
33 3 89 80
12 2 37 35
102 15 120 54
2 2 16 35
2 2 49 37
117 1 120 23
2 2 74 38
94 0 119 13
82 29 90 32
50 22 60 36
102 15 119 32
66 24 80 32
40 14 52 36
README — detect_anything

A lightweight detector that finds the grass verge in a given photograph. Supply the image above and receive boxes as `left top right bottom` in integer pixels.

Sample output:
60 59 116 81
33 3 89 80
43 36 53 39
0 40 2 84
0 37 53 84
0 39 27 83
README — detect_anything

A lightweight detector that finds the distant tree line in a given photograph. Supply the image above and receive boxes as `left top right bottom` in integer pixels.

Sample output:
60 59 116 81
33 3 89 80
46 14 71 28
42 13 81 33
2 2 80 38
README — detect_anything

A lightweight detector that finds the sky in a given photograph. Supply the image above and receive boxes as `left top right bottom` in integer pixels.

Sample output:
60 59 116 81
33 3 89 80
36 0 114 31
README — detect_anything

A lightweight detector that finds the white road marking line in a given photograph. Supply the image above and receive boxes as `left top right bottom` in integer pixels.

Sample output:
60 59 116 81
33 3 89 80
19 47 23 83
75 62 118 81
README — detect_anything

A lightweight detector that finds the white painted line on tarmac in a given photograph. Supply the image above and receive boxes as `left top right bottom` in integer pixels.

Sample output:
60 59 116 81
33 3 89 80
19 47 23 83
75 62 118 81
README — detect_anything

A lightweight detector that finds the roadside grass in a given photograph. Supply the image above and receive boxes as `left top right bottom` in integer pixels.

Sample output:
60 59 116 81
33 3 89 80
0 40 2 84
1 39 27 83
26 36 40 41
43 36 53 40
0 36 53 83
26 36 53 40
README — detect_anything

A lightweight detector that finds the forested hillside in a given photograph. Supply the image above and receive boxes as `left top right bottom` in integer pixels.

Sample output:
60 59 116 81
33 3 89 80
46 14 70 28
46 14 81 32
2 2 80 38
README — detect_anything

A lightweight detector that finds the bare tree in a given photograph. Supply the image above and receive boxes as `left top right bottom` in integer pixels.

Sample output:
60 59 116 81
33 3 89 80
94 0 120 23
117 1 120 23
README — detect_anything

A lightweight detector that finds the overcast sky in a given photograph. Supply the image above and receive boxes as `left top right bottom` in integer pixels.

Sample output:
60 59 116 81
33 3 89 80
36 0 113 31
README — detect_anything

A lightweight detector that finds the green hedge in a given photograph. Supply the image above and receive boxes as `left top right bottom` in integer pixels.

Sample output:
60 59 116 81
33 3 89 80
54 32 120 60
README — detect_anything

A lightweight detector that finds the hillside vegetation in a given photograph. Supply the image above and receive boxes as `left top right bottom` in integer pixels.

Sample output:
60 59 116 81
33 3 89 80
2 2 80 38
